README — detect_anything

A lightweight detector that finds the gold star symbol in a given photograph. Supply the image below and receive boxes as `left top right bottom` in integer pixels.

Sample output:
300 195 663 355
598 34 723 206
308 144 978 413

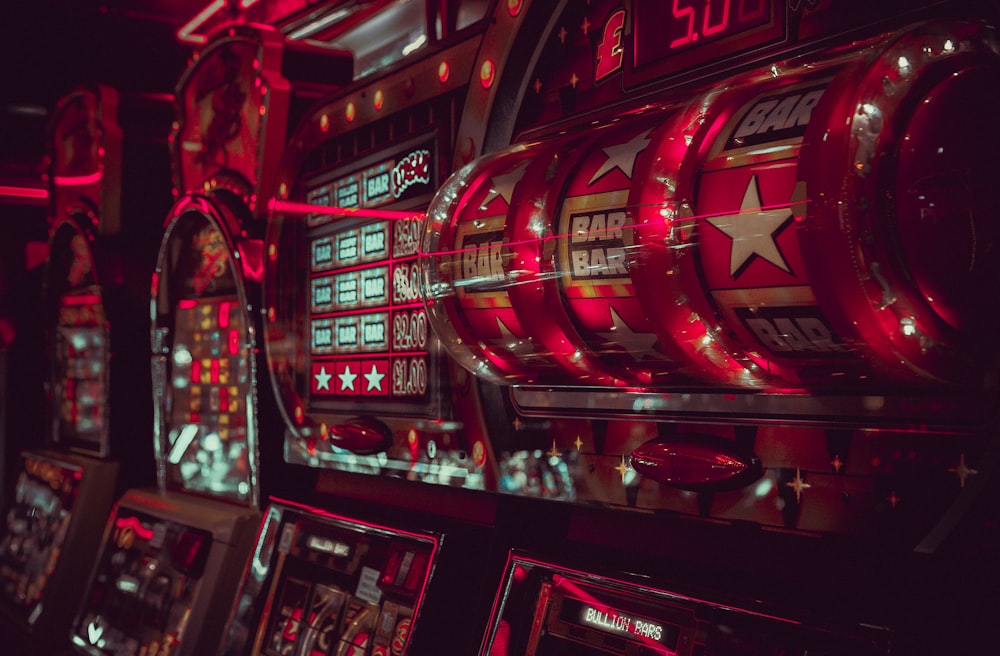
513 416 521 430
831 454 844 473
580 16 591 35
706 173 793 277
614 455 630 483
949 453 978 488
786 467 811 503
887 490 901 509
570 72 580 88
558 26 568 44
574 435 584 451
547 440 562 458
533 78 542 94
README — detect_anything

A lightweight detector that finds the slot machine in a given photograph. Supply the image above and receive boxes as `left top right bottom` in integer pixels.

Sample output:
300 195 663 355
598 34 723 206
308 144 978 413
68 27 352 656
220 0 1000 655
419 0 1000 654
219 3 509 655
0 85 170 653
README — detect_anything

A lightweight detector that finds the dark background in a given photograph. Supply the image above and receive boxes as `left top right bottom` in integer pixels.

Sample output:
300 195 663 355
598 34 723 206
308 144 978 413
1 0 205 173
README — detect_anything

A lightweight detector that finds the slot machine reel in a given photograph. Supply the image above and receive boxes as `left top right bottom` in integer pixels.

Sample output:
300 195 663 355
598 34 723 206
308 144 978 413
797 18 1000 388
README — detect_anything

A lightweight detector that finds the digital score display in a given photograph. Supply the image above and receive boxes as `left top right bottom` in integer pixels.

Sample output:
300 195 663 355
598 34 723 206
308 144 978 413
304 143 433 405
632 0 784 76
558 596 680 652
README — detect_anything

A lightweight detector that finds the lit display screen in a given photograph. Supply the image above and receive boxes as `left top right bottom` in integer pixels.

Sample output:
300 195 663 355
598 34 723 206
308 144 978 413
558 596 680 651
54 291 107 450
45 218 109 455
156 212 254 503
0 456 82 611
167 296 251 500
632 0 784 74
304 142 433 404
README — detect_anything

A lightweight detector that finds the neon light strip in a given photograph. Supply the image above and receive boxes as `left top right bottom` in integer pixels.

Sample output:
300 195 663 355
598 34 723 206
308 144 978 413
177 0 226 44
0 185 48 200
53 170 103 186
271 199 425 222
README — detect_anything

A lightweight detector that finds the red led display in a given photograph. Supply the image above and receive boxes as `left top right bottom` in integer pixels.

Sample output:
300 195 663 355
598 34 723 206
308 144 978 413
632 0 784 79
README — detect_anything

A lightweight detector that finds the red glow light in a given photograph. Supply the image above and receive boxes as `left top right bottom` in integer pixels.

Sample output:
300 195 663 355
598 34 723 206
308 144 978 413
218 301 231 329
437 61 450 83
271 199 425 223
0 185 48 200
480 60 496 88
53 170 104 186
115 516 154 541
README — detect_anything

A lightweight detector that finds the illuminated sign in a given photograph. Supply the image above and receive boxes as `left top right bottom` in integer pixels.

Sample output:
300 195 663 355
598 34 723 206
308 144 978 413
301 138 437 406
307 142 436 228
632 0 784 76
305 535 351 557
559 596 680 650
309 218 428 399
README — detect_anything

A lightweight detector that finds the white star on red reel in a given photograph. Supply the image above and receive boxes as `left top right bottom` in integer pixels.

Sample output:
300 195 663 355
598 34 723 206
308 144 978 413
706 173 793 277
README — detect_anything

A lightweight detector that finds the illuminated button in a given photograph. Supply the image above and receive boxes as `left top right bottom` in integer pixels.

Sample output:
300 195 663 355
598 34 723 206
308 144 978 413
480 60 495 88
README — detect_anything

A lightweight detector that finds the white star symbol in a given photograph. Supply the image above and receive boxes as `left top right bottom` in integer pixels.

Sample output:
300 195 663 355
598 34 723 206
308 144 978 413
314 366 332 391
364 364 385 392
705 173 793 277
588 130 651 185
495 316 535 356
338 365 357 391
480 161 529 209
595 307 660 361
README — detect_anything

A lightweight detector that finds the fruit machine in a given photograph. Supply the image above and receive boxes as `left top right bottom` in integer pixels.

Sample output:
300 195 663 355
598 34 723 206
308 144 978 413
219 2 516 654
0 85 173 653
65 24 355 656
420 0 1000 654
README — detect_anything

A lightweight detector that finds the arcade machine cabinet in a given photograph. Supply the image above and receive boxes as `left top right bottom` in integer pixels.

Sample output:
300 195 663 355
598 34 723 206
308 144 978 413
68 26 353 656
0 85 170 653
220 2 506 654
